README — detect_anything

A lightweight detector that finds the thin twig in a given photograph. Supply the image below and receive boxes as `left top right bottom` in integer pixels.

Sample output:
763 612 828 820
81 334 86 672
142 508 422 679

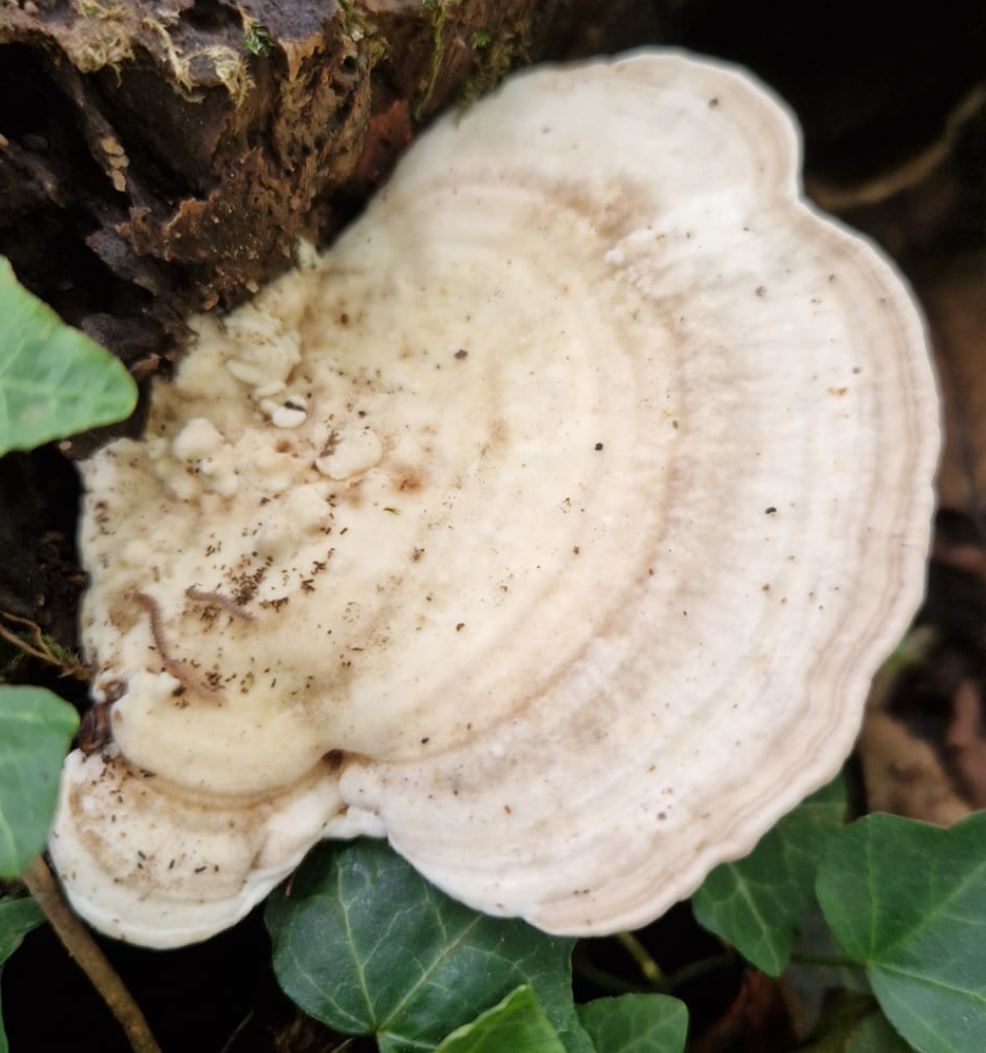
616 931 663 983
806 84 985 211
0 622 52 665
2 611 48 652
571 946 652 995
0 614 90 680
656 949 737 993
21 856 162 1053
217 1007 255 1053
790 952 862 971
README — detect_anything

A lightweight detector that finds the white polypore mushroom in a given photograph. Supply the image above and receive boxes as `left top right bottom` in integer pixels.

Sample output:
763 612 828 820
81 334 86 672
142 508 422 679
48 751 358 947
50 50 939 947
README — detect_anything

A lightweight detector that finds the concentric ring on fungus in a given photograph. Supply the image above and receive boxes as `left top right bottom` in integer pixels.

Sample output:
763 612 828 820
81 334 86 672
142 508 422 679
50 49 939 948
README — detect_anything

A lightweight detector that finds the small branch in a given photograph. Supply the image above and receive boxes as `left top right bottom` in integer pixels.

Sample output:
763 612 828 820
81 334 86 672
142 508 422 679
218 1007 255 1053
616 931 663 984
21 856 162 1053
0 622 51 665
806 84 985 212
790 952 862 971
0 613 90 680
656 949 737 993
572 945 652 996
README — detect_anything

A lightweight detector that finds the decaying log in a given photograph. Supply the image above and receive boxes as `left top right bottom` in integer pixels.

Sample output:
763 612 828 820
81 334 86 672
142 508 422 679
0 0 562 365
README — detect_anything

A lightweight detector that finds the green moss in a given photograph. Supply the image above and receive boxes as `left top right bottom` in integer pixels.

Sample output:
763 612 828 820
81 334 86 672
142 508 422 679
243 21 272 57
458 14 535 110
413 0 462 122
335 1 387 72
67 0 135 74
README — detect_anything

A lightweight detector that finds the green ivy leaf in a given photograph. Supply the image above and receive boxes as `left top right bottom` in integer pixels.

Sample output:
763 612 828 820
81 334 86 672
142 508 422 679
265 840 593 1053
692 776 846 975
577 994 688 1053
0 257 137 456
817 811 986 1053
0 896 46 1053
0 686 79 877
436 986 565 1053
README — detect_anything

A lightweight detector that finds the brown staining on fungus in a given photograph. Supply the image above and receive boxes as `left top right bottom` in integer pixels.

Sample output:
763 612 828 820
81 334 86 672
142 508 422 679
394 468 425 493
323 749 346 771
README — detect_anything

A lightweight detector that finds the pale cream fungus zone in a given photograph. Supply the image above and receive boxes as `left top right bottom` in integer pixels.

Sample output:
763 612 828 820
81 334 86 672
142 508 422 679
50 51 938 948
86 244 653 788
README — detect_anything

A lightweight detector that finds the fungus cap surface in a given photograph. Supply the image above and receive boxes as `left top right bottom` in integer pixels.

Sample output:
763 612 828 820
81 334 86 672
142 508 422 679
51 49 939 947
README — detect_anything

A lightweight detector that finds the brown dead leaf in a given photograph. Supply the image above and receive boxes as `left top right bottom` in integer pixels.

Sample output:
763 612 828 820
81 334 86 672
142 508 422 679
945 679 986 807
918 255 986 519
858 710 973 826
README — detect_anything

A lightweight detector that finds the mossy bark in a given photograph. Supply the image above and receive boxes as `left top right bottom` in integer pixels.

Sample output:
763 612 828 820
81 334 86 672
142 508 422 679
0 0 566 365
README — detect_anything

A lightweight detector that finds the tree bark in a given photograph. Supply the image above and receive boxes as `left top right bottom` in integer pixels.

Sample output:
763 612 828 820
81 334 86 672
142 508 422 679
0 0 564 367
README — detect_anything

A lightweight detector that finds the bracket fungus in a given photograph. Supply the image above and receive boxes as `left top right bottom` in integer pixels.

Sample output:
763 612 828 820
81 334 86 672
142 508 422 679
50 50 939 948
